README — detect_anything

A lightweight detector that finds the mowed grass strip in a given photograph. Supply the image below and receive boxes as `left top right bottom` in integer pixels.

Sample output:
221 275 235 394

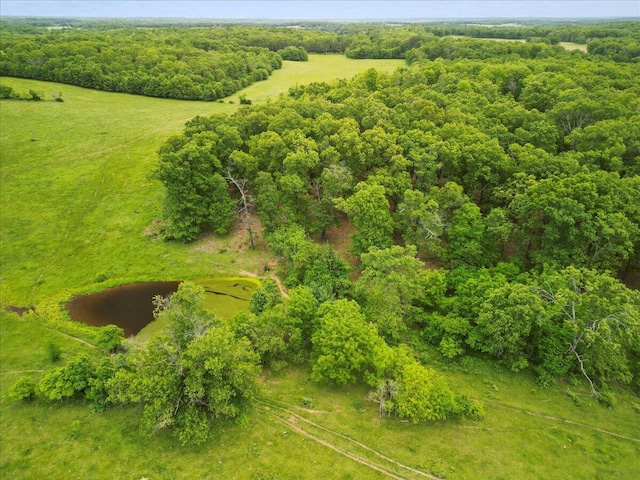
0 55 405 307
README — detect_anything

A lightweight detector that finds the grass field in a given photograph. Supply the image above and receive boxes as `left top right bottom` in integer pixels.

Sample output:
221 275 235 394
1 54 639 479
558 42 588 52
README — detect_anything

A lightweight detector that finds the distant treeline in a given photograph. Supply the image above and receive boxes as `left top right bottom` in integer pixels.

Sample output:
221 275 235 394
0 20 638 101
0 26 288 100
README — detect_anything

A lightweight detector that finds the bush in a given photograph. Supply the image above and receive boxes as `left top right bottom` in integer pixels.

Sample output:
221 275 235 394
277 46 309 61
39 354 94 400
0 84 17 99
28 89 42 101
47 341 62 362
96 325 124 352
9 376 37 401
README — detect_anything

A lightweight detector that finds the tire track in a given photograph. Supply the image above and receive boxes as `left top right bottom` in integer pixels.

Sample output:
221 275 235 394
259 399 443 480
486 401 640 442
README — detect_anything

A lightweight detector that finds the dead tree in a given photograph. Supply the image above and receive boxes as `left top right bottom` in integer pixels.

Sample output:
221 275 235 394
224 167 255 249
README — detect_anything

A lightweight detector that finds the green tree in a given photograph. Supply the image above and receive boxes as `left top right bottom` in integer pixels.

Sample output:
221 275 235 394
311 300 383 385
108 282 260 445
335 182 394 257
39 354 95 400
468 282 548 371
536 267 640 398
395 362 456 423
355 245 425 341
96 325 124 352
9 376 37 402
155 134 236 241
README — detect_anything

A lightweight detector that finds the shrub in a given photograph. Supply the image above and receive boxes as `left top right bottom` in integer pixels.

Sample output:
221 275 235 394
96 325 124 352
9 376 37 401
47 341 62 362
28 89 42 101
0 84 16 99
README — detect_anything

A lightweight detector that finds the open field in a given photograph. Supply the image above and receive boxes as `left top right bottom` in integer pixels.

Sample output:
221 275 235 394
448 36 588 52
1 53 639 479
558 42 588 52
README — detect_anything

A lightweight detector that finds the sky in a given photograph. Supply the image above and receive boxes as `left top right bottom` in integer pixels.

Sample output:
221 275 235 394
1 1 638 20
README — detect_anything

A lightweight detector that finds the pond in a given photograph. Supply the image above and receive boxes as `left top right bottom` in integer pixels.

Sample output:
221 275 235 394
65 278 259 337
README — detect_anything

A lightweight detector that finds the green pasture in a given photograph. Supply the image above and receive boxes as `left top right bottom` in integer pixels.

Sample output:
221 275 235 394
558 41 589 52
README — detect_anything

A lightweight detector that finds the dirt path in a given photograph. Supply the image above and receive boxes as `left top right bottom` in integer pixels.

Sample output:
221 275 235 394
259 399 442 480
487 401 640 443
269 273 289 299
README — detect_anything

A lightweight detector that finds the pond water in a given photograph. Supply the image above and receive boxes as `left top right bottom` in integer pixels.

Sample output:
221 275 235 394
65 278 258 337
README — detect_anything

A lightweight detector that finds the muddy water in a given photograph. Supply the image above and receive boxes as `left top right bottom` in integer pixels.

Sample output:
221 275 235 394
65 281 181 337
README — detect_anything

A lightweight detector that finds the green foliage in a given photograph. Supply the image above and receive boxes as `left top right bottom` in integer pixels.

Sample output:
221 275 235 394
28 89 42 101
46 341 62 362
267 225 351 301
0 26 283 101
248 279 282 315
395 362 456 423
95 325 124 352
155 135 236 241
9 376 37 402
355 245 425 341
0 84 17 98
108 281 260 445
311 299 383 385
234 304 302 369
335 182 394 257
277 46 309 61
39 353 95 400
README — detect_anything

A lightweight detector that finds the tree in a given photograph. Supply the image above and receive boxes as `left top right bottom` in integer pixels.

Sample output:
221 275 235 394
234 303 303 370
155 133 236 241
395 362 456 423
277 46 309 61
224 165 256 249
355 245 425 341
96 325 124 352
535 267 640 399
468 282 548 371
286 285 320 349
9 376 37 402
335 182 394 257
311 300 383 385
39 354 96 400
108 282 260 445
509 171 640 271
310 164 353 240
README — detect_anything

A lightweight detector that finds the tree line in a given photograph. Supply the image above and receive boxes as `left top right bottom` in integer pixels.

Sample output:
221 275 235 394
0 25 286 100
1 20 638 103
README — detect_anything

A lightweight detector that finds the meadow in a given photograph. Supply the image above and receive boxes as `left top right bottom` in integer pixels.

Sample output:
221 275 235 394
1 53 639 479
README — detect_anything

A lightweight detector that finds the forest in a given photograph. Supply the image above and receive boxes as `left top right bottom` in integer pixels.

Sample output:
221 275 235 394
2 19 638 101
1 17 639 476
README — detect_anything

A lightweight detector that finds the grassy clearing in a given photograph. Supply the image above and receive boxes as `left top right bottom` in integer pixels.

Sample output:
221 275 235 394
558 42 588 52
